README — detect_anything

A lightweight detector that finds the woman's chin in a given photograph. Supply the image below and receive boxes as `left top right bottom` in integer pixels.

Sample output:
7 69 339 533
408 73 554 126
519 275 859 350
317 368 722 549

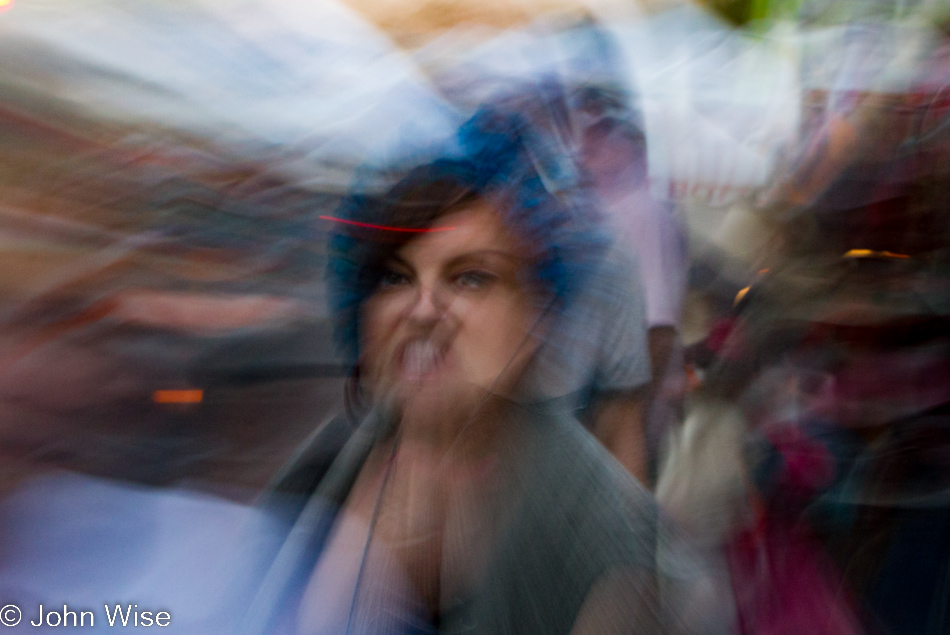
390 380 481 428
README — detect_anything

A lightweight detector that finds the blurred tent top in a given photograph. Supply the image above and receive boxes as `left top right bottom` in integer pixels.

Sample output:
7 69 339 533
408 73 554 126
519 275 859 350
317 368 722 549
0 0 935 203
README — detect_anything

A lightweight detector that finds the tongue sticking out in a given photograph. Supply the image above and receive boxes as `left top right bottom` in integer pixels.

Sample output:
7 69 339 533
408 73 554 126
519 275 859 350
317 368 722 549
402 340 443 379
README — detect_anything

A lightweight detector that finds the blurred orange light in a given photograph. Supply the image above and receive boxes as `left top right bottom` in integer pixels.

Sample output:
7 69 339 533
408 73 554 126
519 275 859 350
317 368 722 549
0 0 12 12
843 249 910 260
153 389 203 404
734 286 750 305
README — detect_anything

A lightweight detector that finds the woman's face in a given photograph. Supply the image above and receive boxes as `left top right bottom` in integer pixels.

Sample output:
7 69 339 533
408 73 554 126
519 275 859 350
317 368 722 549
360 199 545 419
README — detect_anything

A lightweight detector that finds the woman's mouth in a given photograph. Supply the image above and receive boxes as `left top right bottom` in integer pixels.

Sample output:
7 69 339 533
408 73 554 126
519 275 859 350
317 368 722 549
399 339 447 381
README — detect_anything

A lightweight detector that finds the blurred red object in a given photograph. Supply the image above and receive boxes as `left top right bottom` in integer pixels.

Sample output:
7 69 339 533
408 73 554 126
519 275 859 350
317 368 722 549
727 516 864 635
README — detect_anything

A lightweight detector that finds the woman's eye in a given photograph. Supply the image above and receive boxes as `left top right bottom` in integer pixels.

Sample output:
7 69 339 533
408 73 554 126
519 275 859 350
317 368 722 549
379 269 411 288
454 270 496 290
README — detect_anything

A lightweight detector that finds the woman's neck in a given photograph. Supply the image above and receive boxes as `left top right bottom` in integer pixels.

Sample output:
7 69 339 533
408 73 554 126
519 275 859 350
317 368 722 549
387 392 517 462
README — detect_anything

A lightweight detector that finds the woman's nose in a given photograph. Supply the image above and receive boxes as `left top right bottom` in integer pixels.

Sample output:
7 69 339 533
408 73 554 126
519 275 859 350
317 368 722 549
406 284 447 325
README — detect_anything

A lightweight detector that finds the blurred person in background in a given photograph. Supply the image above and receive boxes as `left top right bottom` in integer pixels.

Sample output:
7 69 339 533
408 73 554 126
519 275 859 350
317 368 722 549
245 108 708 635
574 84 689 481
492 85 656 486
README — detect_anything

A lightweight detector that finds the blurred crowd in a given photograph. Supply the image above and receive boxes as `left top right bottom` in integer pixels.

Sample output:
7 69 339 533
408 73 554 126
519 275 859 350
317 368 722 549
0 0 949 633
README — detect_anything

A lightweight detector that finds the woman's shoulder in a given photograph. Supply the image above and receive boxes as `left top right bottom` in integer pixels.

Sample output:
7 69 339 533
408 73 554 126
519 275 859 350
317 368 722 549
513 410 661 566
468 412 664 634
265 413 358 498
